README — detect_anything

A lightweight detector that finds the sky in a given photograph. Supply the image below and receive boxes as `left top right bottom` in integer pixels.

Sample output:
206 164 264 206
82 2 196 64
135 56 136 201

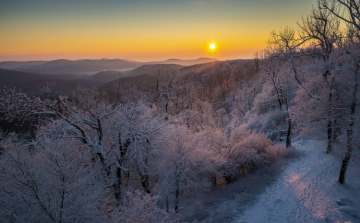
0 0 315 62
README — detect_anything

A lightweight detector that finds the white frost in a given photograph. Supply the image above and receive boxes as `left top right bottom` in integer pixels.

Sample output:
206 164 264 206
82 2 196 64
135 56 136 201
235 139 360 223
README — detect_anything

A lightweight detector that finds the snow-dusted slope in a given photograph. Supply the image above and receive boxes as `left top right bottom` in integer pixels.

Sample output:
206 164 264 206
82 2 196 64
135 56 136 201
236 140 360 223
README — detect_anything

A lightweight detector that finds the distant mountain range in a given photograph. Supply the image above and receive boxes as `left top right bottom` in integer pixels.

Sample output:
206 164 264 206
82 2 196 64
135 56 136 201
0 62 186 96
147 57 217 66
0 58 217 75
0 68 80 89
86 64 183 85
0 57 224 98
0 68 94 95
0 59 141 75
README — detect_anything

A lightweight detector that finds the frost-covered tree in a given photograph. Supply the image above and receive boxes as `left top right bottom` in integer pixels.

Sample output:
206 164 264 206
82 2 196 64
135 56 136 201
298 4 342 153
0 87 164 204
319 0 360 183
259 48 296 147
155 126 211 213
0 130 105 222
338 25 360 184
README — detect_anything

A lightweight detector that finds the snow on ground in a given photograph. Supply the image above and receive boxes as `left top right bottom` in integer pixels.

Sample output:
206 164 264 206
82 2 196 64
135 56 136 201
235 139 360 223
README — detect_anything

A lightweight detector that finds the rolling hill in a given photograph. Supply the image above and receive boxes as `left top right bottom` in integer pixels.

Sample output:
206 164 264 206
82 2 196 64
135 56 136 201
87 70 123 84
0 68 92 95
0 68 54 89
98 74 158 95
147 57 217 66
86 64 183 85
0 59 143 75
123 64 183 77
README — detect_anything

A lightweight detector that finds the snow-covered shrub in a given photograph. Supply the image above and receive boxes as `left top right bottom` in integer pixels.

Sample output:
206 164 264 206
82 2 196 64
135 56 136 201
232 132 271 176
252 83 279 115
246 110 288 141
204 124 285 183
240 131 271 153
265 143 298 163
119 190 176 223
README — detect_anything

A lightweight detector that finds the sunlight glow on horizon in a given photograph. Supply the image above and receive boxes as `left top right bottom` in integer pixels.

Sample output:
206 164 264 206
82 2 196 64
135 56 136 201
0 0 315 62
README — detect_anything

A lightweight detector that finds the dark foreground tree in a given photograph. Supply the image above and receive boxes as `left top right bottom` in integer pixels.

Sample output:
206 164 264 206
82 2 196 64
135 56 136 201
320 0 360 184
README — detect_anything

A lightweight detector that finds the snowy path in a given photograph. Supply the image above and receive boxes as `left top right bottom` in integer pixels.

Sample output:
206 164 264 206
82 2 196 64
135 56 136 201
235 140 360 223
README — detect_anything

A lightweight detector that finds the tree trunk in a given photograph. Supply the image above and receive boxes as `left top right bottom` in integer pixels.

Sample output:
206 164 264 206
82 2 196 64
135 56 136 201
174 177 180 213
339 148 351 184
174 161 182 214
332 117 341 142
113 133 131 205
134 161 151 194
326 85 334 154
141 174 150 193
339 112 355 184
286 118 292 148
96 145 123 205
285 100 292 148
324 72 335 154
275 87 282 110
166 196 169 213
59 175 66 223
114 167 123 205
165 99 169 113
326 119 333 154
211 174 217 185
339 64 358 184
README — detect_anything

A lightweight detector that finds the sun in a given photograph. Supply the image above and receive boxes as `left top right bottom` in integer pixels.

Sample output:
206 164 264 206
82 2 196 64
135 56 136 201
210 43 216 50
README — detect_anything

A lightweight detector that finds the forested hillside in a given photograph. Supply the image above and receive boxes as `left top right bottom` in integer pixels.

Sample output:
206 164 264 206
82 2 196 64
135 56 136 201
0 0 359 222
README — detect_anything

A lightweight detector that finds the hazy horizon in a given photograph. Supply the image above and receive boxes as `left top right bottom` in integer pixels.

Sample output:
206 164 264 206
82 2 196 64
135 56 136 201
0 56 219 63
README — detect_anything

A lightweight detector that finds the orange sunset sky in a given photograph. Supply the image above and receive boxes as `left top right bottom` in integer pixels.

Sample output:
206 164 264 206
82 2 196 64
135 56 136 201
0 0 315 62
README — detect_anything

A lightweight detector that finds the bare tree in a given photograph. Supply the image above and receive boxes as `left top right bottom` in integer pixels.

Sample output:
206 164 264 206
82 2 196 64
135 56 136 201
0 87 164 204
319 0 360 183
319 0 360 30
0 131 104 223
259 50 296 147
156 126 211 213
298 4 342 153
337 25 360 184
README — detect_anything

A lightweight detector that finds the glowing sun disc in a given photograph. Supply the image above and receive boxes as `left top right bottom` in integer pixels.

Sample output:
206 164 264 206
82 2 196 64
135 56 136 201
210 43 216 50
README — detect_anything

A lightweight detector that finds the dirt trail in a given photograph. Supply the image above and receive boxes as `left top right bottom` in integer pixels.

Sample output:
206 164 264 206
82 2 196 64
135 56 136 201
235 140 360 223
